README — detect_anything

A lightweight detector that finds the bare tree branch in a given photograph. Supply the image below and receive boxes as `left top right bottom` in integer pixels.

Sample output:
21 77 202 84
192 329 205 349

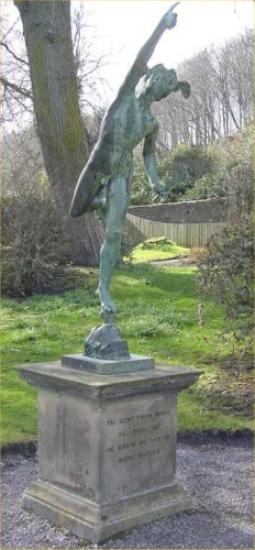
1 16 20 41
0 75 32 99
0 40 29 66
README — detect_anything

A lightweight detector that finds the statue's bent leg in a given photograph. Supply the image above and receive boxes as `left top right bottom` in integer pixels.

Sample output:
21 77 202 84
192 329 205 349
96 174 131 315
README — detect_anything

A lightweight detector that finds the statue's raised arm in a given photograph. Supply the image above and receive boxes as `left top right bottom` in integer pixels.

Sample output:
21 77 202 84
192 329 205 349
117 3 180 98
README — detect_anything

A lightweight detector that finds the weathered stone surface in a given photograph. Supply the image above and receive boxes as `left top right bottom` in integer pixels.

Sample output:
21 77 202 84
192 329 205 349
62 353 154 374
18 361 201 543
23 479 190 543
84 322 130 360
128 198 228 224
18 361 201 399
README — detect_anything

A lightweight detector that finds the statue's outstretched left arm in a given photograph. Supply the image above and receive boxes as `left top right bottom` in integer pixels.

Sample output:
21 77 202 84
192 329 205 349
142 78 191 201
118 3 180 98
143 128 166 199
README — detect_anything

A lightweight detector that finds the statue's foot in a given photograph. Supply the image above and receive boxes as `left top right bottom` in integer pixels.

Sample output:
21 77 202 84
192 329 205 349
95 285 117 315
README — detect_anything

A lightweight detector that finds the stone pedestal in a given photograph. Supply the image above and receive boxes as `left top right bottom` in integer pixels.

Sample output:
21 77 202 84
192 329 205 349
18 360 200 543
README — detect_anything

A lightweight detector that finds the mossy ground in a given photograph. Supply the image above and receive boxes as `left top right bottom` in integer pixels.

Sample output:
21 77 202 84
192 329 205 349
1 263 253 446
127 237 189 263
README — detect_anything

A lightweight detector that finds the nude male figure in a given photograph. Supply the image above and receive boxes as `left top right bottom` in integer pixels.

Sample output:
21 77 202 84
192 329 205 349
70 3 190 315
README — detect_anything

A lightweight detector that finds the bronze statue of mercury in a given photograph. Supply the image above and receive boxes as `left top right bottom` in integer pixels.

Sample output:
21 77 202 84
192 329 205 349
70 3 190 315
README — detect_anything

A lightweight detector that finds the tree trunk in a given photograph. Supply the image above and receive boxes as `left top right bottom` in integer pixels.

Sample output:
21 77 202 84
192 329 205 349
14 0 103 265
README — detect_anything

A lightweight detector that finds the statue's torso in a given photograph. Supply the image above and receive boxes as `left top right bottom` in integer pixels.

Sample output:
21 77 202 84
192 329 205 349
90 94 157 177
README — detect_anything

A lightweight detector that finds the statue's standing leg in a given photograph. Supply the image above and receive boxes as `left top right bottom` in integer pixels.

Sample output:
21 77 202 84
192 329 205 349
96 166 133 315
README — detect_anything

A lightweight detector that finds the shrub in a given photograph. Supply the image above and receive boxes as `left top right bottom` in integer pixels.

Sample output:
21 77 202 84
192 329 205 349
188 247 205 264
121 227 137 262
198 157 254 365
131 126 254 206
199 223 253 353
182 174 224 201
2 180 69 297
131 143 216 205
180 127 254 202
159 144 216 202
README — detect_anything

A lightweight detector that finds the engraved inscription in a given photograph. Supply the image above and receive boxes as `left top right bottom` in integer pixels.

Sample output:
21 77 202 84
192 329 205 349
105 408 172 465
107 417 116 426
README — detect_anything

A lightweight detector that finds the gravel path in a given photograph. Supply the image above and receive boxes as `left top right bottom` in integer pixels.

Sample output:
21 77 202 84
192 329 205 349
151 257 195 267
1 438 253 549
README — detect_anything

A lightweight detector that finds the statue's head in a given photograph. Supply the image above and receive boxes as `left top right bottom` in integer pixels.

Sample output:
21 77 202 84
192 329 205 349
137 64 190 103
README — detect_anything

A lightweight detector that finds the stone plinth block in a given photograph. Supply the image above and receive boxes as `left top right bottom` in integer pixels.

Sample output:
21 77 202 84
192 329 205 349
61 353 154 374
18 360 201 543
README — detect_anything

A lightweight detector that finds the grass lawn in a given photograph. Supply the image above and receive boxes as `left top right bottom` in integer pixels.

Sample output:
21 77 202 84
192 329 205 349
1 263 253 446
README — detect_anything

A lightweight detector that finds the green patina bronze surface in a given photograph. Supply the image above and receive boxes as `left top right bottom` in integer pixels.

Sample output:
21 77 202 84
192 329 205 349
70 3 190 316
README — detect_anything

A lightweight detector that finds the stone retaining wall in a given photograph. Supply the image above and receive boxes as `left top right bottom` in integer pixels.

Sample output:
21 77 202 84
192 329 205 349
128 198 228 224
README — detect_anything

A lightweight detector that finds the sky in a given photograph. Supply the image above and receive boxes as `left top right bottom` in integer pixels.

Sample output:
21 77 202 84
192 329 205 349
80 0 254 102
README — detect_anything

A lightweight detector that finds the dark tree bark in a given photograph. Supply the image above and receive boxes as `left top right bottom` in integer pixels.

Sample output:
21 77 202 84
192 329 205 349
14 0 103 265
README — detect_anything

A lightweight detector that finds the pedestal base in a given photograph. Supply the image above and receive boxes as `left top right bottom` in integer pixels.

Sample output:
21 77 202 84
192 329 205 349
23 479 191 543
18 360 201 543
61 353 154 374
